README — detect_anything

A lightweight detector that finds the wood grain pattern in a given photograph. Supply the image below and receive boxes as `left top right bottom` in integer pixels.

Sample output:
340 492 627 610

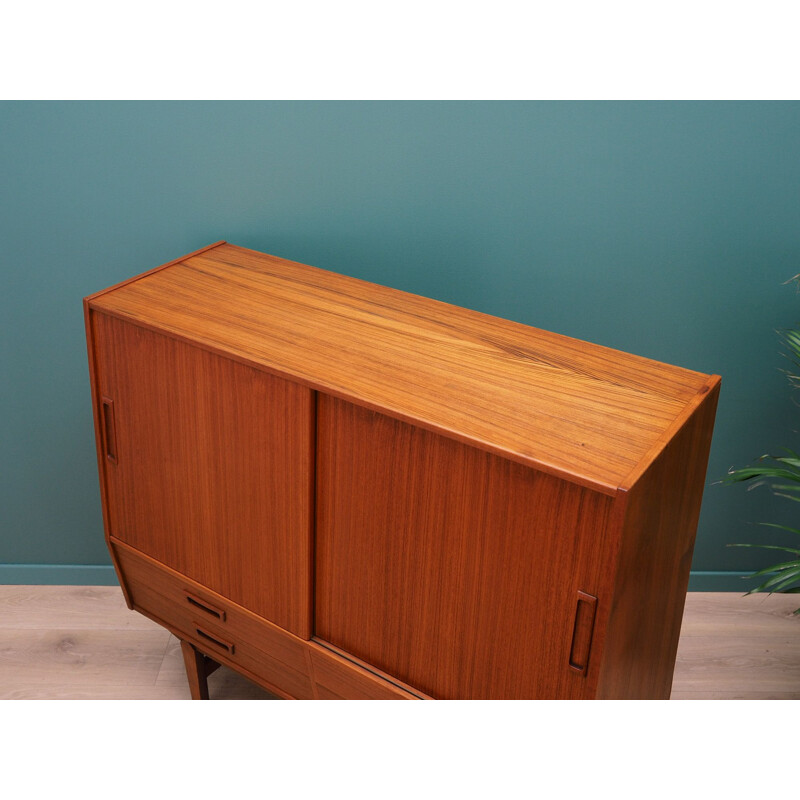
131 589 313 700
315 395 618 699
111 539 421 700
113 539 316 699
87 242 714 493
82 241 228 304
307 641 426 700
83 299 132 608
89 311 314 637
596 382 721 699
180 640 215 700
81 242 227 609
113 540 310 675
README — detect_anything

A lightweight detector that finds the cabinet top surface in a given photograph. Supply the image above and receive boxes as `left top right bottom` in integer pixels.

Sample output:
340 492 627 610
87 242 718 493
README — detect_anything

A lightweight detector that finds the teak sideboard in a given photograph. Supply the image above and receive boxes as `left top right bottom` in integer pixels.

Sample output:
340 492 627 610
84 241 720 700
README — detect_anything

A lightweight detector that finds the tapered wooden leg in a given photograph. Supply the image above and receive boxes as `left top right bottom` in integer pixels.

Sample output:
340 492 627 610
180 639 221 700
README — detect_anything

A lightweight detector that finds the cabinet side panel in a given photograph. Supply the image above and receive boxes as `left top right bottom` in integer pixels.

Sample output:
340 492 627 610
90 311 314 637
315 395 617 699
596 381 720 699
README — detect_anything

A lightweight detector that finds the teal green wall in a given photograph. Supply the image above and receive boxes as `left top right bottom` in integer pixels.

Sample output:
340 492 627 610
2 101 799 590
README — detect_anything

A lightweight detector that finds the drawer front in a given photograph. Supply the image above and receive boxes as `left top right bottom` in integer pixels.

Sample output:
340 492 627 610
114 539 314 699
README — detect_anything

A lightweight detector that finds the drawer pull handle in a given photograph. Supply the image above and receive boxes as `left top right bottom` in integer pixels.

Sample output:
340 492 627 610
185 592 226 622
101 396 118 465
195 626 235 655
569 591 598 673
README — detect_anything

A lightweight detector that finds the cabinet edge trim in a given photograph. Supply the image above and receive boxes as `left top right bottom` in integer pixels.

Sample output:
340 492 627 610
83 240 228 304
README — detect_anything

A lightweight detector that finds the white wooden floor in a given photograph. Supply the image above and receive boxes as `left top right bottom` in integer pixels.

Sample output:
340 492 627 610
0 587 798 699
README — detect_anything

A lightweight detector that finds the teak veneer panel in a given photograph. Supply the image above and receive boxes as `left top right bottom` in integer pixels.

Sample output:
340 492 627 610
315 386 720 700
89 311 314 637
88 242 712 493
597 381 721 699
315 396 618 699
307 642 426 700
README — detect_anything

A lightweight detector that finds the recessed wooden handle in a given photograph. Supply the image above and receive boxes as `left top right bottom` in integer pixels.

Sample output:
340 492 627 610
185 591 226 622
101 396 118 465
195 626 235 655
569 591 598 673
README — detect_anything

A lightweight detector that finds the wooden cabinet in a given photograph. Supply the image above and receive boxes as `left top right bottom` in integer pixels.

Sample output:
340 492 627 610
84 241 720 700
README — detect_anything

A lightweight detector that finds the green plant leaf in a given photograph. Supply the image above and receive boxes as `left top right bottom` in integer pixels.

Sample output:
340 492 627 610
725 466 800 484
722 283 800 613
772 491 800 503
757 566 800 592
746 577 800 596
746 560 800 579
782 326 800 340
762 576 800 595
757 523 800 537
772 457 800 469
728 540 800 551
782 329 800 352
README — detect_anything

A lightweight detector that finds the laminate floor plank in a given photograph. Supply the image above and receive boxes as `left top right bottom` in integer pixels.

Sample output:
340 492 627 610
1 587 798 699
0 585 156 631
0 682 199 700
676 591 799 635
0 628 171 690
671 691 800 700
672 637 800 693
671 592 800 699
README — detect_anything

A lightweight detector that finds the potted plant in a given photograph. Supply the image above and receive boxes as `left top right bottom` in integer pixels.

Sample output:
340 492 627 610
724 276 800 614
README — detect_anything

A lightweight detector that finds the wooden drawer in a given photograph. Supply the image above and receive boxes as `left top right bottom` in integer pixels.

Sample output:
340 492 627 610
113 538 314 699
